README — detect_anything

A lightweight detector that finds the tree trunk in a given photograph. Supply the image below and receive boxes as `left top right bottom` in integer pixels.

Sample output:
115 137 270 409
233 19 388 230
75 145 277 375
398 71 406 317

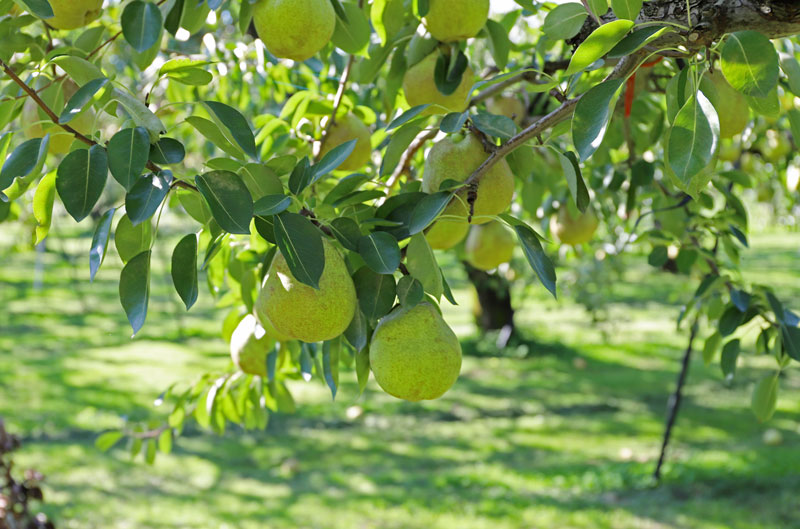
463 262 516 345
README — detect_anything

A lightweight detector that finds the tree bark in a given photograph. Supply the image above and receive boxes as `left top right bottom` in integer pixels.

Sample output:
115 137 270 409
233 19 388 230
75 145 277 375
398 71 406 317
463 263 516 344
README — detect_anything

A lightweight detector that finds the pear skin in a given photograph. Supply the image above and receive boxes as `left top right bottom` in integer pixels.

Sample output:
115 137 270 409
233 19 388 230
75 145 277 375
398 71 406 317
550 208 599 246
425 200 469 250
46 0 103 30
253 0 336 61
465 221 515 270
425 0 489 43
319 114 372 171
230 315 275 377
402 52 474 116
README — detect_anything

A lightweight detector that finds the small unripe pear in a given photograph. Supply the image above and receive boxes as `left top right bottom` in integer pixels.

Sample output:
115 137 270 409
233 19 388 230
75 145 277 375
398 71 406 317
486 95 526 125
465 221 515 270
422 133 514 224
46 0 103 29
762 428 783 446
425 200 469 250
230 315 275 377
257 238 357 343
403 52 474 116
550 208 599 246
425 0 489 43
370 303 462 401
319 114 372 171
253 0 336 62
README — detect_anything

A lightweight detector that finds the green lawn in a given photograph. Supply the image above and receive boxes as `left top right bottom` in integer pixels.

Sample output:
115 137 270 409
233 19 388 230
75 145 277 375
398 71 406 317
1 224 799 529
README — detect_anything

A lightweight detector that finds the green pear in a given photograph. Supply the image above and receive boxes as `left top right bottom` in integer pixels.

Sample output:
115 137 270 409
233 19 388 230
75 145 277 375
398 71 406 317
319 114 372 171
253 0 335 61
718 139 742 163
424 0 489 43
230 315 275 377
369 303 462 401
422 133 514 224
402 51 474 116
46 0 103 29
705 71 749 139
254 303 294 343
465 221 515 270
486 95 526 125
758 130 791 162
550 207 599 246
425 200 469 250
257 238 357 343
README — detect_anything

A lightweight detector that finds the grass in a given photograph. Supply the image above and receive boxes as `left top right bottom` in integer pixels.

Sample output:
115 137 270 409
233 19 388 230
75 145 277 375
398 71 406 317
1 221 799 529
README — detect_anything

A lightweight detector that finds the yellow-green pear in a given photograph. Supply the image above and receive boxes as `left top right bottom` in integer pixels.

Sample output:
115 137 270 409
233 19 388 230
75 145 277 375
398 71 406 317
758 130 791 162
550 207 599 246
46 0 103 29
422 133 514 224
257 238 357 343
465 221 515 270
402 51 474 116
254 302 294 342
486 95 526 125
705 71 749 139
319 114 372 171
425 200 469 250
230 315 275 377
424 0 489 43
369 303 462 401
253 0 335 61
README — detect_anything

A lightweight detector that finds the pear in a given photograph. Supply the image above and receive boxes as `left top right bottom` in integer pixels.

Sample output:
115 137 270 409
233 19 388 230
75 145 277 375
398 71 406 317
424 0 489 43
402 51 474 116
422 133 514 224
550 207 599 246
425 200 469 250
705 71 749 139
486 95 526 125
319 114 372 171
758 130 791 162
230 315 275 377
254 304 294 343
465 221 515 270
253 0 335 62
256 238 357 343
46 0 103 29
369 303 462 401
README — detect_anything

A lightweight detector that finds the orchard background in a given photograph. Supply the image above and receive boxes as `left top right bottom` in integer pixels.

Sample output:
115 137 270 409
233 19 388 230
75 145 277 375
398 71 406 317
1 0 800 527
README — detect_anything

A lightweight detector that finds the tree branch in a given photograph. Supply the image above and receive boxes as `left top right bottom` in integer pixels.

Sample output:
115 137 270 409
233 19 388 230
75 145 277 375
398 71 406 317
317 54 355 160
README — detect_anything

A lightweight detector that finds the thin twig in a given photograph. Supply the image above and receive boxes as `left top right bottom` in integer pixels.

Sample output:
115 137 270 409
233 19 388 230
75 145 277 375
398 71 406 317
317 54 355 160
385 128 439 196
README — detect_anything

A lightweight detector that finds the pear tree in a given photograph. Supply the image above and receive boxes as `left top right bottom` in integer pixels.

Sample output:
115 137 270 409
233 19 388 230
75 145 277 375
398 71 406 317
1 0 800 476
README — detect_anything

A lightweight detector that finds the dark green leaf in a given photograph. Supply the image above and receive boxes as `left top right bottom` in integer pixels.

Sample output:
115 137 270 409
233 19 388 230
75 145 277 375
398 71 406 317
119 250 151 336
203 101 258 160
171 234 198 310
515 223 557 299
108 127 150 192
56 145 108 222
440 112 468 133
409 191 452 235
397 275 424 308
380 124 421 176
322 340 339 400
667 93 719 193
0 137 49 191
386 105 429 130
273 212 324 289
125 171 171 226
565 20 634 75
288 156 313 195
721 31 779 98
59 77 107 123
719 305 744 336
89 208 116 282
329 217 362 251
353 267 396 321
542 3 588 40
253 194 292 216
471 113 516 140
313 139 357 177
20 0 53 18
121 1 163 52
720 339 740 377
608 26 666 58
358 232 401 274
195 171 254 234
573 79 624 161
149 138 186 164
485 19 511 70
555 149 590 212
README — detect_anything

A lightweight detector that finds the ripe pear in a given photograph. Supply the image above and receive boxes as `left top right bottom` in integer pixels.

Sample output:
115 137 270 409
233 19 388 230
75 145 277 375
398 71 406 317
253 0 335 61
369 303 462 401
424 0 489 43
230 315 275 377
257 238 357 343
402 51 474 116
550 207 599 246
486 95 526 125
425 200 469 250
46 0 103 29
319 114 372 171
705 71 749 139
254 304 294 342
465 221 515 270
422 133 515 224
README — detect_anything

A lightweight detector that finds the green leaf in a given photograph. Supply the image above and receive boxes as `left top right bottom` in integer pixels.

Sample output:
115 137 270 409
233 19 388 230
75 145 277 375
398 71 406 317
554 149 590 213
186 116 245 160
239 163 283 200
322 340 340 400
486 19 511 70
666 93 719 193
167 67 213 86
329 217 362 251
158 429 173 454
542 3 588 41
610 0 642 21
573 79 624 161
345 308 368 352
331 1 371 55
313 139 357 177
779 52 800 97
195 171 253 234
471 113 516 140
253 194 291 216
56 145 109 223
203 101 258 160
0 136 49 191
33 172 56 244
149 138 186 165
386 105 429 131
565 20 634 76
380 124 422 177
125 171 171 226
108 127 150 192
355 346 370 394
720 339 741 377
119 250 151 336
110 89 166 141
90 208 116 281
171 234 198 310
121 1 163 52
515 223 557 299
115 214 152 264
719 305 744 336
406 233 443 299
358 232 401 274
409 191 453 235
702 331 721 365
608 26 669 59
59 77 107 124
353 267 396 322
95 431 123 452
751 373 779 422
721 31 779 98
781 324 800 361
273 212 324 289
440 112 468 133
287 157 313 195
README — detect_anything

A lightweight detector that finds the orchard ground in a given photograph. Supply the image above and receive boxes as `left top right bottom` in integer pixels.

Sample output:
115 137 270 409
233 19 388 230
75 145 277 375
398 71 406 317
1 223 799 529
